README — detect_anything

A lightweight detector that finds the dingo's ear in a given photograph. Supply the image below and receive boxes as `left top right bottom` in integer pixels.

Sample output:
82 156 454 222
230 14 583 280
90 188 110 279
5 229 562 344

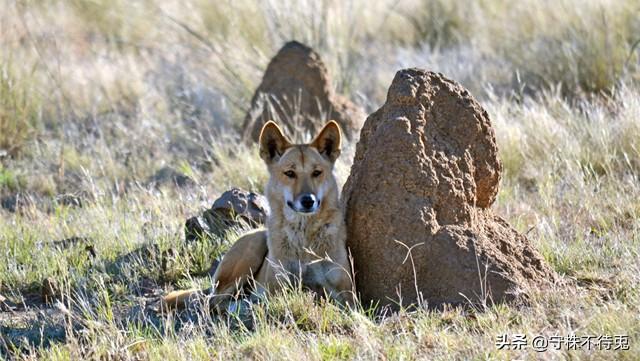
259 121 291 164
311 120 342 162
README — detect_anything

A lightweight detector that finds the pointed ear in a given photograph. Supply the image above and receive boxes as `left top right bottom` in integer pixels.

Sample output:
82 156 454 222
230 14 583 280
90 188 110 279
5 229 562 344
259 121 291 164
311 120 342 162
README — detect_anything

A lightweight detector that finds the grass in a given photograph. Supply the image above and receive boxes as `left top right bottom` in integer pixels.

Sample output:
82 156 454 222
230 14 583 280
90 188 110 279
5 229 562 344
1 0 639 359
0 60 41 158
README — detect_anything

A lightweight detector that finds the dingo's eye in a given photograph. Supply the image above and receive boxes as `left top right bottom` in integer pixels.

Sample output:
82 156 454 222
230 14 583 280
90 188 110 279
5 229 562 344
312 170 323 177
284 170 296 178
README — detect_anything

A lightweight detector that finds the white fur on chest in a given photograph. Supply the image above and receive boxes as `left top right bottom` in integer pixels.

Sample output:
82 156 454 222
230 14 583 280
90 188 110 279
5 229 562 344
280 209 339 257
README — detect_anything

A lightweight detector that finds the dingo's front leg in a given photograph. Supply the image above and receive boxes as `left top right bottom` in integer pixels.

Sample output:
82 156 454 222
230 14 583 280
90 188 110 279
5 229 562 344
210 229 268 311
304 258 354 307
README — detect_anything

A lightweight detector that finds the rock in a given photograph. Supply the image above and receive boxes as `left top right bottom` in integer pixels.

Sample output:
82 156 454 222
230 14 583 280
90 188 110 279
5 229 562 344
185 188 268 242
148 166 196 188
342 69 556 309
210 188 268 224
242 41 365 142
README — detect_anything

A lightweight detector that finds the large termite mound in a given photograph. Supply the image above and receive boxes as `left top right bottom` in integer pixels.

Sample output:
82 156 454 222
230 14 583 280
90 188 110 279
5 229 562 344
342 68 556 308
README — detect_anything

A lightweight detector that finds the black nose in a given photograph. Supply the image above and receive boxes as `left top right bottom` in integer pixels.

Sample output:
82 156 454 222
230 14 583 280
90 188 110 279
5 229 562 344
300 194 316 210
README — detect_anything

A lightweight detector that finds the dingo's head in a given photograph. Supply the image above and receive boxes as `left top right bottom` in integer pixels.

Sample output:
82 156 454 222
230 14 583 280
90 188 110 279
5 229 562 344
259 121 341 215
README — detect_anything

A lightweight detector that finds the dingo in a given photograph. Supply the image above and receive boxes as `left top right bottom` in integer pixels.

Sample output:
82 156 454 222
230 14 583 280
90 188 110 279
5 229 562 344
164 121 354 311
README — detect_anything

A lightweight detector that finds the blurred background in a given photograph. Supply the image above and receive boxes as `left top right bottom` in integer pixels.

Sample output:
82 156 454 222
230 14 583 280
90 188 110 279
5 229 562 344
1 0 639 193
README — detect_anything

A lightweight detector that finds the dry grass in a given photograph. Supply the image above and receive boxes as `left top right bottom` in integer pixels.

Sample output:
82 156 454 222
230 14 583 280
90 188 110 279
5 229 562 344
0 0 639 359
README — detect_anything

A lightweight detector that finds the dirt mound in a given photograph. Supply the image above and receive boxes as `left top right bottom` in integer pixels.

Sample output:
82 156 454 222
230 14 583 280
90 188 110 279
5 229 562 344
242 41 364 141
342 69 556 308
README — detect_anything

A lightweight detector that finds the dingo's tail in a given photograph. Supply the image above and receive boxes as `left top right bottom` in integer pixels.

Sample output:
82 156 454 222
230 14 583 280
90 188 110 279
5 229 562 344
162 288 202 310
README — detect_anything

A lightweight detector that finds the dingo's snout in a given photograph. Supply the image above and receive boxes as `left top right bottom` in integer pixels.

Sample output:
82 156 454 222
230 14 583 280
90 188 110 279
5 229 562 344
289 192 319 213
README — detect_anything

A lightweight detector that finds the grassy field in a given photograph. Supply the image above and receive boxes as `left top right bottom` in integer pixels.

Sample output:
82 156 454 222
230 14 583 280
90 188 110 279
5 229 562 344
1 0 639 359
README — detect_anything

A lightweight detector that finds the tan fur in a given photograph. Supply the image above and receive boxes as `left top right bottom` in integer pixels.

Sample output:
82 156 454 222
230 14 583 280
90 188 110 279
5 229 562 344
162 229 267 310
163 121 353 310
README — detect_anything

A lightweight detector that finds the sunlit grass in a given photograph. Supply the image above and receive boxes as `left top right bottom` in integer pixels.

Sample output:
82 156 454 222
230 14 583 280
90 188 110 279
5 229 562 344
1 0 639 359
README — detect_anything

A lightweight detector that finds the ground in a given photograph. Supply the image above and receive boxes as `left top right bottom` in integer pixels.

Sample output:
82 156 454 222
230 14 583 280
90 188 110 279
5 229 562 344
0 0 639 360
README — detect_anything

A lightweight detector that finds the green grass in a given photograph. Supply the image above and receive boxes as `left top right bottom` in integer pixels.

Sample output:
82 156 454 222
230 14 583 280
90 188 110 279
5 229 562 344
0 0 639 359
